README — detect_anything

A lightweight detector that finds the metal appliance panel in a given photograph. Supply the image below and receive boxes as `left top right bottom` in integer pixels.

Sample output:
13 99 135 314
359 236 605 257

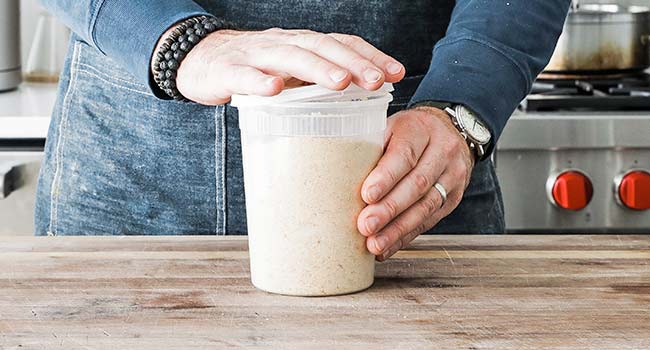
499 112 650 149
498 148 650 232
497 112 650 232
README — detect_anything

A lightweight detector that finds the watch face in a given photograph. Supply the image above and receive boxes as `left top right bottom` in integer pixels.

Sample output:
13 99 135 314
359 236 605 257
456 107 491 144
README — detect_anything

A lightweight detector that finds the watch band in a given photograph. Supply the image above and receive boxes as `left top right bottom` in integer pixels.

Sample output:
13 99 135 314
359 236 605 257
411 100 453 111
411 101 492 161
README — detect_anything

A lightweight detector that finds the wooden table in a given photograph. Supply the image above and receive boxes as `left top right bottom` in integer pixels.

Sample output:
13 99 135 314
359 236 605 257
1 235 649 349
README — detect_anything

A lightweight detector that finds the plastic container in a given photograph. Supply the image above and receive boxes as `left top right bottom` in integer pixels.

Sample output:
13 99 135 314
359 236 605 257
231 83 393 296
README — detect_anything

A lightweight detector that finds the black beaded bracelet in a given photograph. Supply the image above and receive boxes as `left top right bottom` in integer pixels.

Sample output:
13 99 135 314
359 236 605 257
152 16 228 100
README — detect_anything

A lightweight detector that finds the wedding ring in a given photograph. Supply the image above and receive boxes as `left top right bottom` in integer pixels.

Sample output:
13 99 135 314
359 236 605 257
433 182 447 207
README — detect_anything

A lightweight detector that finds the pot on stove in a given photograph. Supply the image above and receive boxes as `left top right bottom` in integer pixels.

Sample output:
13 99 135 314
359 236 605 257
545 4 650 74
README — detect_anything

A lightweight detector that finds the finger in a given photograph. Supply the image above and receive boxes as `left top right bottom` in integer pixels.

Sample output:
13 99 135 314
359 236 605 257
263 28 315 35
186 65 284 105
361 130 429 205
367 170 463 256
245 44 352 90
376 228 420 262
357 142 445 236
366 186 442 256
223 65 285 95
436 152 474 195
328 33 405 83
290 33 386 90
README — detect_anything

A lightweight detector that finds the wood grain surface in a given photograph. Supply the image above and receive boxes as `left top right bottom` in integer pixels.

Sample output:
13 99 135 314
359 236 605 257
0 235 649 349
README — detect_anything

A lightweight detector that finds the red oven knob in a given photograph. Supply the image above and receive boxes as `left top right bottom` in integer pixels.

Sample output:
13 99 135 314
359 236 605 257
549 171 593 210
616 170 650 210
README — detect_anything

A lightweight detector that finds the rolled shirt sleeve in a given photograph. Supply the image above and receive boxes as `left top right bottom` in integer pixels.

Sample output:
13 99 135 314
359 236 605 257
41 0 212 95
409 0 571 155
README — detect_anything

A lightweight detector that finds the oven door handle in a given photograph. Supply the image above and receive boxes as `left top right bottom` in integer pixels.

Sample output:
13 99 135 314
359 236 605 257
0 163 20 200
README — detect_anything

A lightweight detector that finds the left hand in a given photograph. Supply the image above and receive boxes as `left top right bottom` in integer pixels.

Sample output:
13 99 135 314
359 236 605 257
357 106 475 261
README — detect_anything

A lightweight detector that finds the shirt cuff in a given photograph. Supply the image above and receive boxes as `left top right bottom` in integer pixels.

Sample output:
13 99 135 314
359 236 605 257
92 0 211 97
409 37 529 157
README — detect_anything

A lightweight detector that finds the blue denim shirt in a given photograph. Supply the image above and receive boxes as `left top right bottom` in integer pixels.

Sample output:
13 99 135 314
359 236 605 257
41 0 570 149
35 0 570 236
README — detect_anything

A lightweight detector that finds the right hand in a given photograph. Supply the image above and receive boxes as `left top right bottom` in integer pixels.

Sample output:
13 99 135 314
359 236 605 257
173 28 406 105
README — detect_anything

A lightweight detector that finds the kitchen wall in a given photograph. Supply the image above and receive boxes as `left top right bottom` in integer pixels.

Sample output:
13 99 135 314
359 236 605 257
20 0 45 67
19 0 70 80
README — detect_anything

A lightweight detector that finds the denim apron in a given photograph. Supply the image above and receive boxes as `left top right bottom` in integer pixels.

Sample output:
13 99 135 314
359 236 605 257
35 0 504 235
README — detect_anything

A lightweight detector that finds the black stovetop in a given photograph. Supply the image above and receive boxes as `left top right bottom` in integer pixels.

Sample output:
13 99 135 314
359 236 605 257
522 73 650 111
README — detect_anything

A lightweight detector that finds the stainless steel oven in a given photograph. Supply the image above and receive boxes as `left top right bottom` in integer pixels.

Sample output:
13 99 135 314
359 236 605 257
497 112 650 233
496 73 650 233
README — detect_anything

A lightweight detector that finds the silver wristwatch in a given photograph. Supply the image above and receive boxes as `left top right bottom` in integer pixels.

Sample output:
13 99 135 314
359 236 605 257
443 105 492 160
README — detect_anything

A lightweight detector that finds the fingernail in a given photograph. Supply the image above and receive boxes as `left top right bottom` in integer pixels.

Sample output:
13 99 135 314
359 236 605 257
365 216 380 234
363 68 382 83
366 185 381 202
386 62 402 75
329 69 348 82
265 77 278 86
375 234 389 252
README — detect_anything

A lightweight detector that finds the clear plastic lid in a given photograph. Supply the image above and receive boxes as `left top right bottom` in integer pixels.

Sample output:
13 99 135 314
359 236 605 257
231 83 394 107
232 83 394 137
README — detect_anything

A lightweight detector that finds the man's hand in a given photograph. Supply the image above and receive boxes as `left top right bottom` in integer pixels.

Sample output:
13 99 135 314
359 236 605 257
168 28 405 105
357 107 475 261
